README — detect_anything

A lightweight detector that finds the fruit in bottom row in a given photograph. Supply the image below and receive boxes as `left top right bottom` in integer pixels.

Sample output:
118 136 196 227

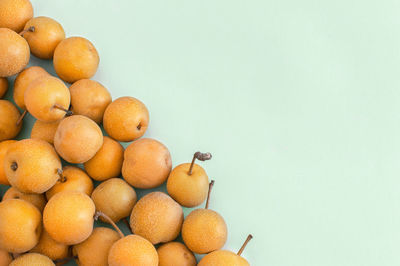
108 235 158 266
54 115 103 163
30 229 69 261
0 248 12 265
0 78 7 98
0 100 22 141
0 199 42 253
0 28 30 77
4 139 61 193
9 253 54 266
0 0 33 33
130 192 183 245
157 242 196 266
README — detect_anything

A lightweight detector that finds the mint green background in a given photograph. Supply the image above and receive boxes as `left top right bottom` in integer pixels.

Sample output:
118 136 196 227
3 0 400 265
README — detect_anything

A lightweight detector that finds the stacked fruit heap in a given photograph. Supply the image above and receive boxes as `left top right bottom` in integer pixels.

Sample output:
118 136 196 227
0 0 253 265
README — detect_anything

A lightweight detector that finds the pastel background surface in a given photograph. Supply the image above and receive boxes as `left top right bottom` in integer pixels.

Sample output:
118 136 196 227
3 0 400 265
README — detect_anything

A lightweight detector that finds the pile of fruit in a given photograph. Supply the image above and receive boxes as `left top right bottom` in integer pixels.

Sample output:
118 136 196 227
0 0 253 265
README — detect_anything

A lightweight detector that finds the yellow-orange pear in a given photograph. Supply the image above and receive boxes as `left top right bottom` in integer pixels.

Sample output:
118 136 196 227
4 139 61 193
9 253 54 266
122 138 171 189
0 100 22 141
103 96 149 142
182 181 227 254
43 191 95 245
108 235 158 266
198 235 253 266
0 0 33 32
130 192 183 244
0 28 30 77
30 229 69 261
0 140 17 185
22 16 65 59
91 178 137 223
53 37 99 83
157 242 196 266
0 199 41 253
24 75 70 122
54 115 103 163
0 78 7 98
46 166 93 200
84 136 124 181
2 187 46 212
0 248 12 266
69 79 111 123
30 120 61 145
14 66 49 110
72 227 120 266
167 152 211 207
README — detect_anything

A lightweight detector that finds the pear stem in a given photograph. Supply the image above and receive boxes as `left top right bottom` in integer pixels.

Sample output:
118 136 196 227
237 234 253 256
205 180 215 209
19 26 35 36
16 110 27 126
94 211 124 238
53 104 73 116
188 152 212 175
57 168 66 183
123 218 132 234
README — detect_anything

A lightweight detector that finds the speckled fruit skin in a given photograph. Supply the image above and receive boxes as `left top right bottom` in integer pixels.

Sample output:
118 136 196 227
9 253 55 266
54 115 103 163
30 229 69 261
103 96 149 142
0 248 12 265
46 166 93 200
122 138 172 189
30 120 61 145
130 192 183 244
73 227 120 266
53 37 99 83
24 75 70 122
0 28 30 77
4 139 61 194
0 199 42 253
84 136 124 181
13 66 49 110
167 163 209 207
198 250 250 266
91 178 137 223
43 191 95 245
2 186 46 212
108 235 158 266
0 140 16 185
0 0 33 32
157 242 196 266
22 16 65 59
182 209 228 254
69 79 112 124
0 100 22 141
0 78 7 98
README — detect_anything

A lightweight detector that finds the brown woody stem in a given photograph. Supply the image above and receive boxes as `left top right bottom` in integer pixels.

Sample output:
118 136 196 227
205 180 215 209
94 211 124 238
57 168 66 183
16 110 27 126
19 26 35 36
53 104 73 116
188 151 212 175
237 234 253 256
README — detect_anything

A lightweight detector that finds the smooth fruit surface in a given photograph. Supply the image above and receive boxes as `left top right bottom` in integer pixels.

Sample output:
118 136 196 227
9 253 54 266
69 79 111 123
24 75 70 122
30 120 60 145
0 78 7 98
22 16 65 59
0 100 22 141
2 186 46 212
108 235 158 266
0 0 33 32
30 229 69 261
0 248 12 266
122 138 172 189
43 191 95 245
84 136 124 181
0 28 30 77
53 37 99 83
157 242 196 266
167 163 209 207
198 250 250 266
0 199 42 253
182 209 228 254
0 140 17 185
130 192 183 244
4 139 61 193
72 227 120 266
54 115 103 163
103 96 149 142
